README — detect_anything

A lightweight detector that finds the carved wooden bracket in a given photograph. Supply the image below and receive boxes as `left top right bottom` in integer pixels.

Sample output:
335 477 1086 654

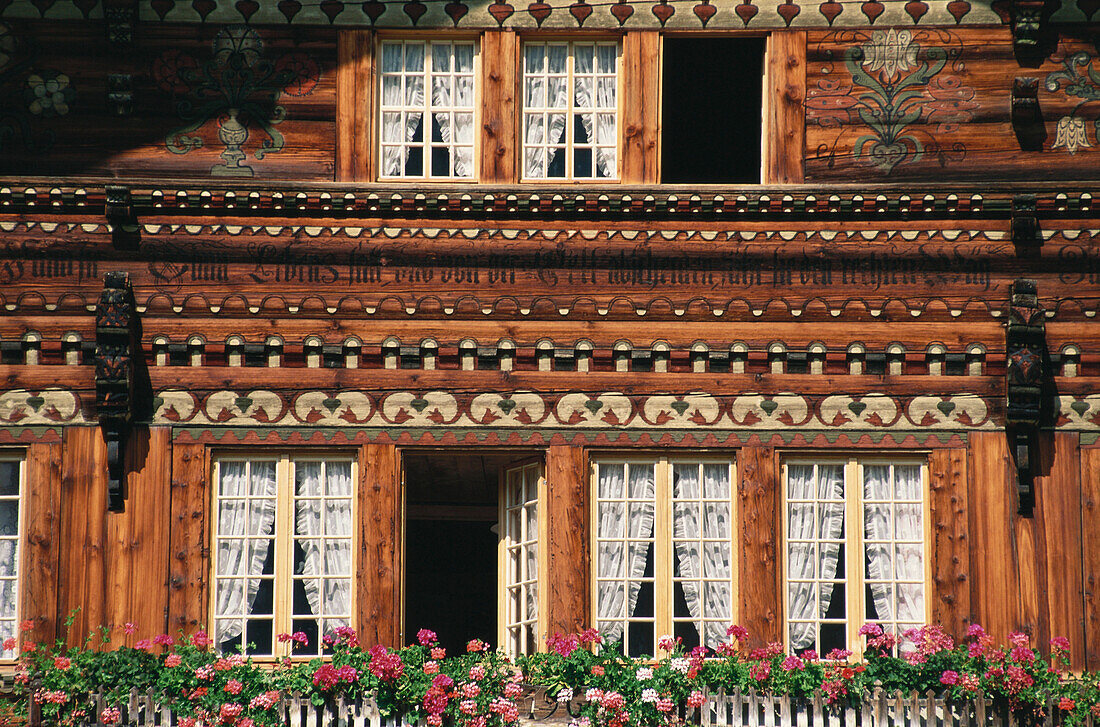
1011 77 1045 151
105 184 140 249
107 74 133 116
104 0 137 45
95 272 140 512
1011 193 1042 256
1005 279 1046 515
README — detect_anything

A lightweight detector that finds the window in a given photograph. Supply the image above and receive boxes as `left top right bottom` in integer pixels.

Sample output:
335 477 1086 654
783 459 927 657
500 462 543 658
0 455 20 660
522 41 619 180
379 39 477 179
593 458 734 656
212 455 354 657
660 38 764 183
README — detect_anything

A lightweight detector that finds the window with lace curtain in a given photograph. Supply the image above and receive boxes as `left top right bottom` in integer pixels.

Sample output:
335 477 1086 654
0 455 21 661
783 459 928 658
522 41 619 180
593 458 734 657
378 39 477 179
211 455 355 657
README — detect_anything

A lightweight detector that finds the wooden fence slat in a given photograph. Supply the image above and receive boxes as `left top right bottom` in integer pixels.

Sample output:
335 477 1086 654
748 689 760 727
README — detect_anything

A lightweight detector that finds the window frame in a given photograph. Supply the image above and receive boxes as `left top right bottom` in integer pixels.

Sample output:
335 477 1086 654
520 38 623 183
209 452 358 659
589 454 737 657
497 459 547 659
0 451 23 663
780 455 932 659
375 35 481 182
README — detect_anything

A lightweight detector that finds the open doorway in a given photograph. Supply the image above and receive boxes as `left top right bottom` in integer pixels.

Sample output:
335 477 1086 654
403 452 542 655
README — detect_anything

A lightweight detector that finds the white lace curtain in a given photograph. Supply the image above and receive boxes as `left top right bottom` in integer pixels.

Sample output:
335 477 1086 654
294 463 353 632
381 43 425 176
430 43 474 177
524 45 569 178
215 461 277 644
672 464 732 646
787 465 845 651
572 45 617 178
596 464 654 644
0 495 19 654
863 465 924 627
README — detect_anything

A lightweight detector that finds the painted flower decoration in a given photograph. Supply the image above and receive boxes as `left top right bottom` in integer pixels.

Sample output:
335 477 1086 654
0 23 15 75
1052 115 1091 155
25 71 74 117
275 52 321 97
861 29 919 81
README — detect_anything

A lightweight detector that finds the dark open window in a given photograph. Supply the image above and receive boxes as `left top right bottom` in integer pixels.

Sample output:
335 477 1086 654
660 37 765 183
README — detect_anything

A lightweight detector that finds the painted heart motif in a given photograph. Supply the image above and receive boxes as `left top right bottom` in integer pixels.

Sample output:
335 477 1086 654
410 397 429 413
936 400 956 417
25 395 44 412
670 400 691 416
760 399 779 415
1071 400 1090 417
848 400 867 416
497 398 517 415
584 399 604 414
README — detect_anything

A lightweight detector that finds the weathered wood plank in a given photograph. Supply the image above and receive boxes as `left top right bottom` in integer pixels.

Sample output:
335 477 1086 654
59 426 108 645
967 431 1019 643
168 440 209 638
1083 448 1100 671
358 443 402 647
337 30 373 182
738 446 780 647
621 31 660 184
22 441 62 645
764 31 806 184
1034 432 1085 669
545 444 588 637
928 448 969 640
480 30 517 184
104 427 172 644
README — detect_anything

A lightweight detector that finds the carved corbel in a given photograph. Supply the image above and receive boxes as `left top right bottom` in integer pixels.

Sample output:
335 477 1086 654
107 74 133 116
1005 279 1046 515
1011 78 1045 150
105 184 140 249
1010 0 1053 65
1011 193 1042 256
104 0 137 45
95 272 140 512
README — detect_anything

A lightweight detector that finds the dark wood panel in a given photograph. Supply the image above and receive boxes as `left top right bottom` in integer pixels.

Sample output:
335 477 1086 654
59 426 108 646
967 431 1019 643
480 30 517 184
1082 448 1100 671
622 31 660 185
764 31 805 184
1035 432 1085 669
168 440 209 638
545 444 588 637
357 443 402 647
23 442 62 646
738 446 780 647
928 448 969 639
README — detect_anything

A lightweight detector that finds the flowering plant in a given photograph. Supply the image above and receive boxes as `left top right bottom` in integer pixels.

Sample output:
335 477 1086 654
13 620 1100 727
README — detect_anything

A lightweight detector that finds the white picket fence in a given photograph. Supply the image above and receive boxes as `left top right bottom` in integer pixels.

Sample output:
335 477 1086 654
701 688 1096 727
28 689 1096 727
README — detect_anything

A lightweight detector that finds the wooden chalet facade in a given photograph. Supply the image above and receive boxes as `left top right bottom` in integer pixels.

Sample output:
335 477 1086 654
0 0 1098 677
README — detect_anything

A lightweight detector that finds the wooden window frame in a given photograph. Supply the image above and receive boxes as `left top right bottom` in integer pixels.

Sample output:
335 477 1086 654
520 38 623 183
498 460 547 658
780 455 931 659
374 35 481 182
589 455 737 656
0 452 22 663
209 453 358 659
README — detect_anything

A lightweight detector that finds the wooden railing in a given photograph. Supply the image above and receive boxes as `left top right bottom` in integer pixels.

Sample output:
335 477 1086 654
25 689 1098 727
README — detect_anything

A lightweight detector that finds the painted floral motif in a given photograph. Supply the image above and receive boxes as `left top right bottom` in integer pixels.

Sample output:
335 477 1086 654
1052 115 1091 154
859 29 919 80
24 71 73 116
155 25 321 176
807 30 976 173
1044 50 1100 156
